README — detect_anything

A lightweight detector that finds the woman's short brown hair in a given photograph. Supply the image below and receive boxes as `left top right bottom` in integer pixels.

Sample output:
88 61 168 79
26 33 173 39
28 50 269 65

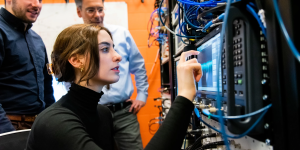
51 24 112 85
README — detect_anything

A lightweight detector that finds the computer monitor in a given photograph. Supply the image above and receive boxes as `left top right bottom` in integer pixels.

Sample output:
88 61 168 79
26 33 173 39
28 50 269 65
196 27 222 93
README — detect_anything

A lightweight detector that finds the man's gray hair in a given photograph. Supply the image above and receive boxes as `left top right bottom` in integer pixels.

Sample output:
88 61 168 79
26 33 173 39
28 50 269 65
75 0 105 8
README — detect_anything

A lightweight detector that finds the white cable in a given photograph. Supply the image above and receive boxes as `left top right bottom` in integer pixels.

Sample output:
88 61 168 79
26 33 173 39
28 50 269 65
258 9 266 28
210 22 223 28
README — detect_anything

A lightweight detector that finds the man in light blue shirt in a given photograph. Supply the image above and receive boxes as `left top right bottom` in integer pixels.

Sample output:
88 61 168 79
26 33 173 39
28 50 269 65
75 0 149 149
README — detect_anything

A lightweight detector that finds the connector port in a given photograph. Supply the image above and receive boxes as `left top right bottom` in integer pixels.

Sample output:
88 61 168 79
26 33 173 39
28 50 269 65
239 91 243 96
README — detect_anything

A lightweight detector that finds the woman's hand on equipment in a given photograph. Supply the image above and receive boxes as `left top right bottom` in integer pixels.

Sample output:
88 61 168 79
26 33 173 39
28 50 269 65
177 51 202 101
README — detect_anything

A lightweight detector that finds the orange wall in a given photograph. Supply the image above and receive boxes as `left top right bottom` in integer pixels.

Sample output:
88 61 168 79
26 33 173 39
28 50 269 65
104 0 162 147
0 0 161 147
109 0 162 147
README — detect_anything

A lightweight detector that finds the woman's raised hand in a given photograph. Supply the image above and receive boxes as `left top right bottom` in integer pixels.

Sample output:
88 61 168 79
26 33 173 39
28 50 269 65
177 51 202 101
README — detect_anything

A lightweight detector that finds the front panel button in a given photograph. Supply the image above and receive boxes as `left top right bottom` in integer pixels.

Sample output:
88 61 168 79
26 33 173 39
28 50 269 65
238 74 242 78
238 79 243 84
238 61 242 66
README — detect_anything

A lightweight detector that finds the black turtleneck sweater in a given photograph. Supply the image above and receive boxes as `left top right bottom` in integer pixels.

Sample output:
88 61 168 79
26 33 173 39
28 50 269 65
26 84 194 150
26 83 114 150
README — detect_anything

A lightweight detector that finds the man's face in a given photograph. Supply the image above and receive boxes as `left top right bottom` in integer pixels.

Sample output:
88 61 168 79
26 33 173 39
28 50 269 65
11 0 42 23
77 0 105 26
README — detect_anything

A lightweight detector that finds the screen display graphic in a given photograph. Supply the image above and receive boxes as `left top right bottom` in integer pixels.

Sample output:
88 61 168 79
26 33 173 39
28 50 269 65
197 33 221 92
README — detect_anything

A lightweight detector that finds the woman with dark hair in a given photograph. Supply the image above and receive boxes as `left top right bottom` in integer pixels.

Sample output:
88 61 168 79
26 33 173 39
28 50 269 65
26 24 202 150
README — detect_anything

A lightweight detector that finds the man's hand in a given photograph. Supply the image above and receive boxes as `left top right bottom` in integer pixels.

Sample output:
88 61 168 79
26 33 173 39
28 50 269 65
126 99 146 114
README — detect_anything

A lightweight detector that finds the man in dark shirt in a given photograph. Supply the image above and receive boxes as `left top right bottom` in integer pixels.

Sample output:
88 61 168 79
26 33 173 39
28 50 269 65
0 0 55 134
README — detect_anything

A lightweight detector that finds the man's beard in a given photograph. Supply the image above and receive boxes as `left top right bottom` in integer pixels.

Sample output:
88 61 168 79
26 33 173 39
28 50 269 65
12 0 37 24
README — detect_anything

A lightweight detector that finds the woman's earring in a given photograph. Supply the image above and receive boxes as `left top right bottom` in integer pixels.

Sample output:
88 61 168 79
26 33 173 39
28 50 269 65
80 62 84 73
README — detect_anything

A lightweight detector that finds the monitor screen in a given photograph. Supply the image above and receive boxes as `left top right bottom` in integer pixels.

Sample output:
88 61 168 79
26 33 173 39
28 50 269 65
197 33 222 92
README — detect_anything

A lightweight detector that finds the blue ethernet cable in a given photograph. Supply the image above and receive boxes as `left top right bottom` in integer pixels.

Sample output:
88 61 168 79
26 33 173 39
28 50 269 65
216 0 232 148
194 107 269 139
202 13 225 32
196 6 202 16
177 2 198 39
183 4 203 29
246 4 267 38
158 0 203 38
177 0 226 7
248 2 257 9
178 3 187 36
177 3 190 44
272 0 300 62
186 5 199 21
186 5 197 17
202 103 272 119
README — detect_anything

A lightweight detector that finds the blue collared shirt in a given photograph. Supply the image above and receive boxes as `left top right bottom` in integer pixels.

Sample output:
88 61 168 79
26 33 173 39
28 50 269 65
100 24 149 105
0 8 55 133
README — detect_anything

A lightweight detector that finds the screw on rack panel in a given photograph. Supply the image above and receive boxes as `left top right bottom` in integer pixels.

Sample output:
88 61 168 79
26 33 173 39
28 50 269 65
264 123 269 129
235 144 241 149
229 140 236 146
261 79 267 84
265 139 271 145
263 95 268 100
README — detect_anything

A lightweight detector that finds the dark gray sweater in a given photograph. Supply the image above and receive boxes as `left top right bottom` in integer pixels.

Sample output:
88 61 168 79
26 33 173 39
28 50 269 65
26 83 194 150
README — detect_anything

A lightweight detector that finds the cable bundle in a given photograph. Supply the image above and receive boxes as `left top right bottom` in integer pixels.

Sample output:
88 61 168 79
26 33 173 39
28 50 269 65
147 8 168 48
178 0 226 29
